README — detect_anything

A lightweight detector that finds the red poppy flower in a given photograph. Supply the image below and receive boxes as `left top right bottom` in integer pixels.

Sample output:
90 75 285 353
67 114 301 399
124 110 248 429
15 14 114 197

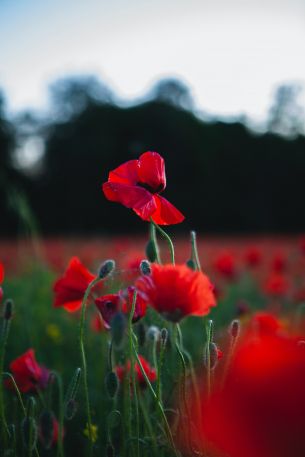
271 252 286 272
90 313 107 333
115 355 156 389
263 272 289 298
102 151 184 225
53 257 96 312
244 246 262 267
182 334 305 457
7 349 49 393
251 312 282 336
95 286 147 328
0 262 4 303
213 252 236 279
136 264 216 322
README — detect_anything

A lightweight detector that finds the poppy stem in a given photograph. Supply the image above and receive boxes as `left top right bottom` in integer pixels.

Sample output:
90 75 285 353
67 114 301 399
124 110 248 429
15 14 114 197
131 340 180 457
149 222 161 264
190 231 201 271
0 302 13 446
151 219 175 264
128 290 140 457
50 371 65 457
205 319 214 397
79 277 101 456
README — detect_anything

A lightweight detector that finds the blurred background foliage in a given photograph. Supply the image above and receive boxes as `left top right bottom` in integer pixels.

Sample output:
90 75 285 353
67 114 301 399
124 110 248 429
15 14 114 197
0 76 305 237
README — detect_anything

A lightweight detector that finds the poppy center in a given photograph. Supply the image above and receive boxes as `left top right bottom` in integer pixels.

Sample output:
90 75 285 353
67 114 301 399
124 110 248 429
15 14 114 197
137 182 164 194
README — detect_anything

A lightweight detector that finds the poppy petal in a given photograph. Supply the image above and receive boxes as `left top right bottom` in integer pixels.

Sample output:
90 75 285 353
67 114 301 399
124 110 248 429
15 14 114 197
0 263 4 284
150 195 185 225
108 160 139 185
138 151 166 192
103 182 157 219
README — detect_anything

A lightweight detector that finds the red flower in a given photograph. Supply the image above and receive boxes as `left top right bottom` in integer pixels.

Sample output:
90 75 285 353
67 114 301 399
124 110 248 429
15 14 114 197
183 334 305 457
271 252 286 272
95 286 147 328
90 313 107 333
213 252 236 278
116 355 156 389
102 151 184 225
0 262 4 303
251 312 282 336
53 257 96 312
136 264 216 322
7 349 49 393
244 246 262 267
263 272 289 298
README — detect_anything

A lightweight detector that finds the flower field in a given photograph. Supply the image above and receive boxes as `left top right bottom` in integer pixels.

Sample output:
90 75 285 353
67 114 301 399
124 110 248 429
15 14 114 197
1 152 305 457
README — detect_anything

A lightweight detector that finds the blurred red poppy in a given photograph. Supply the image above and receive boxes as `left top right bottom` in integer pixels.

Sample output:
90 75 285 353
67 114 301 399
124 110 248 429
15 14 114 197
183 333 305 457
102 151 184 225
53 257 96 312
95 286 147 328
263 272 289 298
213 252 236 278
136 264 216 322
7 349 49 393
116 355 156 389
244 246 262 267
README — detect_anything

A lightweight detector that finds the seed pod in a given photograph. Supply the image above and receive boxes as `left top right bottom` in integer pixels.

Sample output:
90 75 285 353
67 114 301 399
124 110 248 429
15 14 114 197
110 312 127 349
146 240 157 263
105 371 119 398
204 342 220 370
186 259 196 270
230 319 240 339
160 328 168 347
140 259 151 276
99 260 115 279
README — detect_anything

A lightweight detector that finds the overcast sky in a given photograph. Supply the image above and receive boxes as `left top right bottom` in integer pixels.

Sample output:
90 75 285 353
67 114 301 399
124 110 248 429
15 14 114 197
1 0 305 121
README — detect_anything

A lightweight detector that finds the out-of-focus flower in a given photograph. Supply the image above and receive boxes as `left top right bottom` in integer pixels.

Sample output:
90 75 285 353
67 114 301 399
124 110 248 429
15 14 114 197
263 272 289 298
250 312 282 336
83 423 98 443
115 355 156 389
90 313 107 333
102 151 184 225
95 286 147 328
136 264 216 322
6 349 49 393
271 252 286 272
213 252 236 279
53 257 96 312
39 412 64 449
0 262 4 302
46 324 62 344
244 246 262 267
181 333 305 457
121 252 143 281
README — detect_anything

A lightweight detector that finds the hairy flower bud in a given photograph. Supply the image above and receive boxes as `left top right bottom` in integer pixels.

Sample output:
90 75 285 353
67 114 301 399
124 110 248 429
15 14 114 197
99 259 115 279
230 319 241 339
160 328 168 347
65 399 78 420
3 299 13 321
140 259 151 276
204 342 220 370
39 410 54 450
145 240 158 263
186 259 196 270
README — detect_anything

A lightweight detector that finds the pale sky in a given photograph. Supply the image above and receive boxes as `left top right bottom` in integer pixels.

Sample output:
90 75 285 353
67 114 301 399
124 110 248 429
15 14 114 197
0 0 305 121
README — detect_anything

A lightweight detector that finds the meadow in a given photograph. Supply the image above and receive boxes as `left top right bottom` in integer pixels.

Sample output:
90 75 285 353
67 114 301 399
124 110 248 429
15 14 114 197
1 232 305 456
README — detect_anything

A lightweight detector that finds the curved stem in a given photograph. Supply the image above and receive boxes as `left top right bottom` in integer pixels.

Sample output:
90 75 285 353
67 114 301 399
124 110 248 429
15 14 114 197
149 222 161 264
131 341 180 457
151 219 175 264
50 371 64 457
129 290 140 457
190 231 201 271
79 277 101 456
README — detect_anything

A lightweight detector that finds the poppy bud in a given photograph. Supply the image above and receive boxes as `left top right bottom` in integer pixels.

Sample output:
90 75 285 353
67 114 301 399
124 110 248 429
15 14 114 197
110 312 127 349
147 325 160 342
186 259 196 270
146 239 158 263
99 260 115 279
105 371 119 398
230 319 240 339
140 259 151 276
3 299 13 321
65 398 78 420
21 416 37 451
39 410 54 449
204 342 220 370
160 328 168 347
